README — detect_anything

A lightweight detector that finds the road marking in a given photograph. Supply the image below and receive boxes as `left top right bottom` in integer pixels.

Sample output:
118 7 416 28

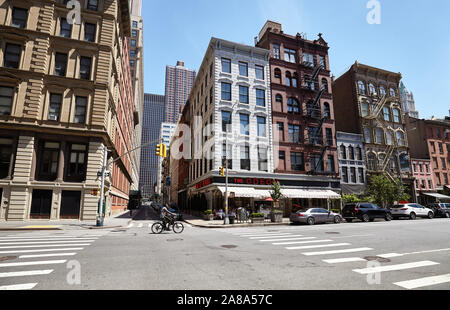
249 234 300 240
323 257 368 264
286 243 351 250
378 248 450 259
127 223 134 228
0 240 96 245
259 237 317 243
19 253 77 259
302 248 374 256
0 244 91 249
329 234 374 239
394 274 450 289
353 261 439 274
0 248 84 254
0 283 38 290
0 238 98 242
0 260 67 268
272 239 333 246
240 233 293 238
137 223 143 228
148 223 152 228
2 235 102 239
0 269 53 278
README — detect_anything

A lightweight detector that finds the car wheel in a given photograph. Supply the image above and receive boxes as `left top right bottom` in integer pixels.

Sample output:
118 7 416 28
345 218 353 223
428 212 434 219
385 213 392 221
362 214 370 222
334 216 341 224
409 212 416 220
307 217 315 225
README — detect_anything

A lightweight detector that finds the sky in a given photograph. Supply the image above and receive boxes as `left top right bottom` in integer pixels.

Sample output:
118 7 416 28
141 0 450 119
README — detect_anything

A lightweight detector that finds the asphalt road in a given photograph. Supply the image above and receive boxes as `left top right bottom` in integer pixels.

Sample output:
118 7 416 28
1 207 450 290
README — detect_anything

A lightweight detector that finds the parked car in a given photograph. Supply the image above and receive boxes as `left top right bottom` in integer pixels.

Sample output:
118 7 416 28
290 208 342 225
342 203 392 222
391 203 434 220
426 203 450 218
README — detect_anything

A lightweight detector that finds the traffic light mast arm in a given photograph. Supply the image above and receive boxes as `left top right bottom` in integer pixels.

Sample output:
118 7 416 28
106 138 163 168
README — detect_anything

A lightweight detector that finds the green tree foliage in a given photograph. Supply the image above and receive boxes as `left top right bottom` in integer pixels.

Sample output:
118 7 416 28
366 174 410 208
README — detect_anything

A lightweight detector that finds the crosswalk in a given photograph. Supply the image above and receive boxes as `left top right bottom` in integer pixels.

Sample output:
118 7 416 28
217 227 450 290
126 221 192 229
0 231 106 290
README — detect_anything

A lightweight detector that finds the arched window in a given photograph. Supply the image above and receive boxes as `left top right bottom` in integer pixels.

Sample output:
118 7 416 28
323 102 331 119
379 86 386 96
287 97 299 114
275 94 283 112
292 73 298 88
285 72 292 87
386 130 394 145
361 101 369 117
274 68 281 82
389 156 397 173
367 153 377 171
364 127 372 143
375 128 384 144
369 83 377 95
356 147 363 160
304 75 314 91
348 146 355 160
358 81 366 94
393 108 400 123
340 145 347 159
389 87 396 97
396 131 405 146
321 78 328 93
383 106 391 121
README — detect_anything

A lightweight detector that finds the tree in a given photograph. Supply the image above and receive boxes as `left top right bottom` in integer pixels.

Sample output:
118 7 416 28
366 174 410 208
270 180 283 203
342 194 360 204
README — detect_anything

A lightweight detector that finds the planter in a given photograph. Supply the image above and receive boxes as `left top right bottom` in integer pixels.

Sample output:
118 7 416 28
270 212 283 223
203 214 213 221
228 215 236 224
251 217 264 224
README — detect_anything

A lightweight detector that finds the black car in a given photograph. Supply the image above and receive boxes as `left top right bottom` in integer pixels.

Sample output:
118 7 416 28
427 203 450 218
342 203 392 222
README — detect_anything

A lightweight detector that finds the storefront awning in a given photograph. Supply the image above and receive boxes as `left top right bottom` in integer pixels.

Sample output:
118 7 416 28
281 189 341 199
422 193 450 200
217 187 271 199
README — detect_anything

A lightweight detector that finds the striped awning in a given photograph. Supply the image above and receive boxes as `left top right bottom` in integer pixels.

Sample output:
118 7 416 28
217 187 271 199
281 189 341 199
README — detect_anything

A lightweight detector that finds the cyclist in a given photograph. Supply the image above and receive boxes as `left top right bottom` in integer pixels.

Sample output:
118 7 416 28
161 204 177 230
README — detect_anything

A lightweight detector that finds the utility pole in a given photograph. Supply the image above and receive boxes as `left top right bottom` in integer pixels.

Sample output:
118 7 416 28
224 135 229 225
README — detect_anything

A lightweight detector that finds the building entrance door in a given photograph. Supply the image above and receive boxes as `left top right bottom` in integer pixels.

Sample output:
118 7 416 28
60 191 81 219
30 190 52 219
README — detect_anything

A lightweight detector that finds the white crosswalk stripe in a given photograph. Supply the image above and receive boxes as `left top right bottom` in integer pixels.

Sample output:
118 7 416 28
273 239 333 246
323 257 368 264
394 274 450 289
0 269 54 278
302 247 374 256
260 237 316 243
286 243 351 251
0 283 38 290
353 261 439 274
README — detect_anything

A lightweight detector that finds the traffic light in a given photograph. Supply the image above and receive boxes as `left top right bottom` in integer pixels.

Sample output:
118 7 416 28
161 144 167 158
219 166 225 176
156 144 162 157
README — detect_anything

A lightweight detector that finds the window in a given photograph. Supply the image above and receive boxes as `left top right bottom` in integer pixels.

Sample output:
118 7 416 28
383 107 391 121
79 56 92 80
67 144 87 181
436 128 441 138
221 111 231 132
130 60 135 67
369 83 377 95
308 127 321 145
436 173 441 186
222 143 232 169
0 86 14 115
326 128 333 146
54 53 68 76
361 102 369 117
389 88 396 97
340 145 347 160
324 102 331 119
11 7 28 28
350 167 357 183
273 44 280 59
0 138 13 179
428 179 432 189
3 44 22 69
132 21 138 28
87 0 99 11
48 94 62 121
240 145 250 170
379 86 386 96
364 128 372 143
368 153 377 170
256 89 265 107
275 94 283 108
131 39 136 47
277 122 285 141
444 174 449 185
284 48 296 63
285 72 292 87
356 147 363 161
321 78 328 93
255 65 264 80
438 143 444 154
287 98 299 114
358 168 365 183
430 141 436 153
441 158 447 170
238 62 248 77
386 130 394 145
396 131 405 146
132 30 137 37
292 73 298 88
84 23 96 42
348 146 354 160
274 68 281 82
327 155 335 172
358 81 366 95
288 124 301 143
375 128 384 144
279 150 286 160
74 96 87 124
319 55 326 69
60 18 72 38
302 52 314 66
239 85 249 104
39 142 60 179
258 146 268 171
257 116 266 137
290 152 304 171
310 154 324 172
221 82 231 101
239 114 249 135
342 167 348 183
130 50 136 58
393 109 400 123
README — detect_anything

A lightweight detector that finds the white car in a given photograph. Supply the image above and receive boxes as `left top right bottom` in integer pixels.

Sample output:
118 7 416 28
391 203 434 220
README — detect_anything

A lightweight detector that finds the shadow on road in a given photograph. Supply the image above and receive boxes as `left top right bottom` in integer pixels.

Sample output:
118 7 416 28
130 205 160 221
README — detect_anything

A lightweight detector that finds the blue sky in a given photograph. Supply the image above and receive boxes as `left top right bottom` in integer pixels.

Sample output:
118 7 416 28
142 0 450 119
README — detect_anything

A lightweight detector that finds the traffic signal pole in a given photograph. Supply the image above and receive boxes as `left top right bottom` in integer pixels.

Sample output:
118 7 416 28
224 132 229 225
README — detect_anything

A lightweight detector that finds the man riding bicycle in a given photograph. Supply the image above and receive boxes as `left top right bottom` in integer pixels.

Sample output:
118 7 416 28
161 204 177 230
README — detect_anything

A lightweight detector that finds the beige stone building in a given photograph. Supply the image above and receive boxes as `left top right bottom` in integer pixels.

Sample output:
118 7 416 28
0 0 136 221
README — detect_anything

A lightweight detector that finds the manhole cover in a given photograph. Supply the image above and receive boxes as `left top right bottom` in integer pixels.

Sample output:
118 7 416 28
221 245 238 249
326 232 340 234
0 256 17 262
167 238 183 242
364 256 391 263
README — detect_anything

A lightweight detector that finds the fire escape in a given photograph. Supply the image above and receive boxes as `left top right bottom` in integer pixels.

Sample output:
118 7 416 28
303 64 329 175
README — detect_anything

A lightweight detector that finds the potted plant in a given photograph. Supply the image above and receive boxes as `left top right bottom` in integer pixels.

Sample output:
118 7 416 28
250 213 265 224
270 180 284 223
203 210 213 221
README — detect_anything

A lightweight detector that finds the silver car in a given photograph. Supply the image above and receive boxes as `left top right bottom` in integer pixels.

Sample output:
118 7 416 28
290 208 341 225
391 203 434 220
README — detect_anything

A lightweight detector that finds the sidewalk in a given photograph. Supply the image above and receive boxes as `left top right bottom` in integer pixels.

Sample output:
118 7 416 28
182 214 292 228
0 210 133 231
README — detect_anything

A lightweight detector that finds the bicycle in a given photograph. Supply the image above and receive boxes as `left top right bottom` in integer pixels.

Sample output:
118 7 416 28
151 217 184 234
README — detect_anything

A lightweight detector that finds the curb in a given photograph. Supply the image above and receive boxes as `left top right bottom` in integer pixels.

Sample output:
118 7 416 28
0 226 63 231
184 220 292 229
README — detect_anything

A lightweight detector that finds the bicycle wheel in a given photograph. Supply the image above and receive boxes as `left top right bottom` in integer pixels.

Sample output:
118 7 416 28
172 222 184 234
151 222 164 234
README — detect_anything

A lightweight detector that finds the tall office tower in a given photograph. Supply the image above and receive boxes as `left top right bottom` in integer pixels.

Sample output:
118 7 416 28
164 61 196 123
139 94 166 198
0 0 136 220
399 81 419 118
128 0 144 192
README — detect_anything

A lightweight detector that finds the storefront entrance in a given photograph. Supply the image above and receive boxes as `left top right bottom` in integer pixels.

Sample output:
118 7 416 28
60 191 81 219
30 190 52 219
